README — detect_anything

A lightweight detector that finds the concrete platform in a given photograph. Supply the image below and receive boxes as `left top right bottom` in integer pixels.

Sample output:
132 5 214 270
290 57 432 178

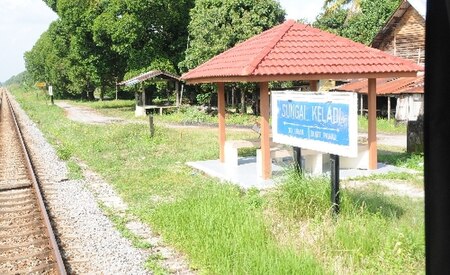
187 157 418 190
187 157 286 189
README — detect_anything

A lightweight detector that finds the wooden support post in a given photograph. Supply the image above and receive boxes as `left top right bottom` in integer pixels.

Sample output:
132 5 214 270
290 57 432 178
148 115 154 137
360 94 364 116
115 79 118 100
310 80 318 91
259 82 271 179
368 78 377 170
387 96 391 121
175 81 180 107
217 83 226 162
180 84 184 106
141 83 146 107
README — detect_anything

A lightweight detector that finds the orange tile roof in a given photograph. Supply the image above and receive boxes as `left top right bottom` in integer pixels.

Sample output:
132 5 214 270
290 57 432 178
335 76 424 95
182 20 423 84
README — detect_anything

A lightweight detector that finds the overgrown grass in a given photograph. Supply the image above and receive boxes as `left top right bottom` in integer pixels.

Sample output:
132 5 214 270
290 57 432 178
151 183 323 274
155 105 258 126
359 115 407 134
271 169 424 274
10 85 424 274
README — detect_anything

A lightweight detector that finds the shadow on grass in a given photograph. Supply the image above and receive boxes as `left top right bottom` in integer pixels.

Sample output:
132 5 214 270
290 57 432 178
347 190 405 219
97 105 135 110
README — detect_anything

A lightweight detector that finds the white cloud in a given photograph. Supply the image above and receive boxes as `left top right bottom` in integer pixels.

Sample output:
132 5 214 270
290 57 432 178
277 0 323 23
0 0 57 82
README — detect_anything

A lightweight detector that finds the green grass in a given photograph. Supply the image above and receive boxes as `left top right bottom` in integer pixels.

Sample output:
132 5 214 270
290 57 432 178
346 171 424 188
359 115 407 134
378 150 424 171
10 85 424 274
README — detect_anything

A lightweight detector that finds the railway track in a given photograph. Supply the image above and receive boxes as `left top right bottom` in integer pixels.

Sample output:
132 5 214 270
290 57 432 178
0 88 66 274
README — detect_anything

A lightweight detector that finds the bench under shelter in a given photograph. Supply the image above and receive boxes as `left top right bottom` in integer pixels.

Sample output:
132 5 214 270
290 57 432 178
117 70 182 116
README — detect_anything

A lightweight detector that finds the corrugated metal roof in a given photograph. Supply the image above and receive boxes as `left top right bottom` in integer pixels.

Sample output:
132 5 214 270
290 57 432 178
118 70 180 87
334 76 424 95
182 20 423 83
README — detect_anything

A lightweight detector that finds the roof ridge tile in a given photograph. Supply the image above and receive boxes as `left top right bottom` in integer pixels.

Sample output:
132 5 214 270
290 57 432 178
241 20 296 76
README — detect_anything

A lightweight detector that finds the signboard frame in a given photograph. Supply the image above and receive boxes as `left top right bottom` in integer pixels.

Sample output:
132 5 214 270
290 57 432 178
271 91 358 158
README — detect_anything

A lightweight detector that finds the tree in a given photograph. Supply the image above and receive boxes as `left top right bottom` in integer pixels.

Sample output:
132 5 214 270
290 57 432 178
180 0 285 112
180 0 285 71
323 0 362 15
91 0 194 100
30 0 194 100
92 0 194 75
314 0 400 45
42 0 57 12
24 20 72 97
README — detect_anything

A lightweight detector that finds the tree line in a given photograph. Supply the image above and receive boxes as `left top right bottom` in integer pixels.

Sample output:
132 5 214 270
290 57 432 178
20 0 400 103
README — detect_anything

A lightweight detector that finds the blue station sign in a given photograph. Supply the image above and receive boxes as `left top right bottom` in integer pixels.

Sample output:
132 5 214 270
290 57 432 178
272 91 358 157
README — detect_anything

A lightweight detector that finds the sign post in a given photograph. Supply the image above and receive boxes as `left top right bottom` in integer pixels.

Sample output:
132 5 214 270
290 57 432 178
48 85 54 105
330 154 340 215
272 91 358 215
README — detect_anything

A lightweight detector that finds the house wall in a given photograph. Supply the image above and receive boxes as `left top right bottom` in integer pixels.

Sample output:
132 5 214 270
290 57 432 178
378 7 425 64
395 94 424 121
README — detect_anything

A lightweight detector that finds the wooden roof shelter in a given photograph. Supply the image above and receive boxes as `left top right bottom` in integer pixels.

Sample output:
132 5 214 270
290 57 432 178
118 70 182 116
117 70 180 87
336 75 424 95
181 20 422 180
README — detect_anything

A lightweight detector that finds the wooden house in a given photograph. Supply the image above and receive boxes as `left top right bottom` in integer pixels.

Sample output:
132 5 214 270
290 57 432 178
335 0 425 121
372 0 425 65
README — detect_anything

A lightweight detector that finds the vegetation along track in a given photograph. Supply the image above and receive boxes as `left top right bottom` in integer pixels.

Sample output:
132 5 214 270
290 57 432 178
0 89 66 274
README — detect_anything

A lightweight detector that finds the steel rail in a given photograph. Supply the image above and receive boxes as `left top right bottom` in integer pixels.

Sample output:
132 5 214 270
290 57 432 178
3 91 67 274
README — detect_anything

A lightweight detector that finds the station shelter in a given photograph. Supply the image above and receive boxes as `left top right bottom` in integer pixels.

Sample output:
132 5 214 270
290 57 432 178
117 70 182 116
181 20 423 180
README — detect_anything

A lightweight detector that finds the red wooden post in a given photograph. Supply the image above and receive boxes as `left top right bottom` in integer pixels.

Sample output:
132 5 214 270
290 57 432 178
217 83 226 162
310 80 319 91
368 78 377 169
259 82 271 179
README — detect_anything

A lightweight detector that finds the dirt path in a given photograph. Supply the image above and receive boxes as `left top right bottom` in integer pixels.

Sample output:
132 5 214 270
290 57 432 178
55 101 125 125
358 132 406 148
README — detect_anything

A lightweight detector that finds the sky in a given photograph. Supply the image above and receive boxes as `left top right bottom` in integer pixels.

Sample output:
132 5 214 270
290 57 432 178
0 0 323 83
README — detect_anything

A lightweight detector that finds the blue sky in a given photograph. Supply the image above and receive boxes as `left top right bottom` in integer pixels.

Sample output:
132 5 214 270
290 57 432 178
0 0 323 83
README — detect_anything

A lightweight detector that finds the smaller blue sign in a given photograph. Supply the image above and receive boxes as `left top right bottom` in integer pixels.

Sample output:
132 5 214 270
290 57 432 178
277 100 350 146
